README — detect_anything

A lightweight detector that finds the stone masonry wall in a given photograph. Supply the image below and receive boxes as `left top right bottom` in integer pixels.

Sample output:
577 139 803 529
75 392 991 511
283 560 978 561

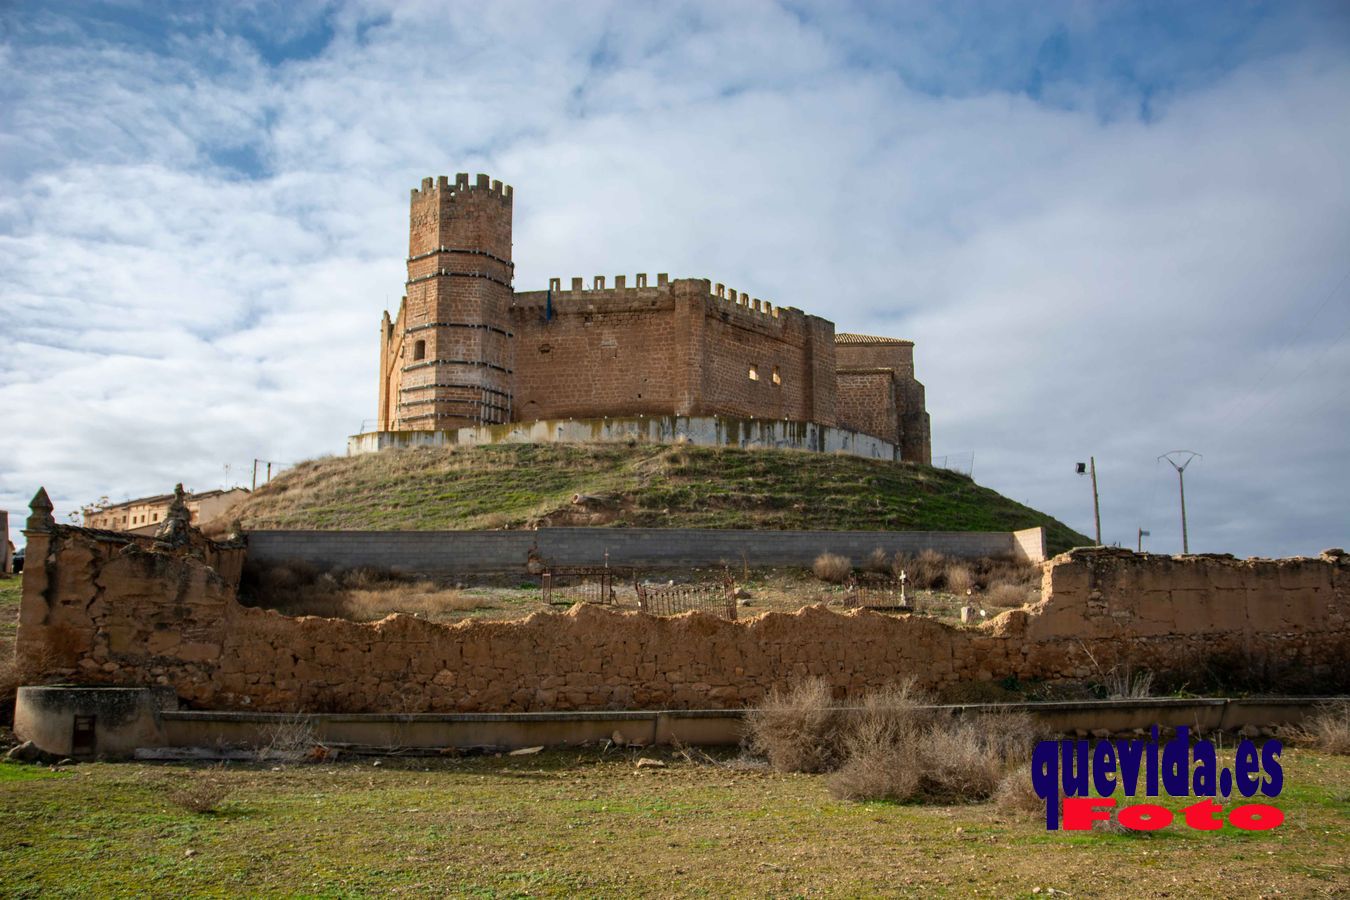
14 521 1347 713
509 278 835 426
835 371 899 444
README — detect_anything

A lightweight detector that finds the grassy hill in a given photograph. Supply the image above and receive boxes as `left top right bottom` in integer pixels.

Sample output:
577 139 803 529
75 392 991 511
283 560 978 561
230 444 1088 554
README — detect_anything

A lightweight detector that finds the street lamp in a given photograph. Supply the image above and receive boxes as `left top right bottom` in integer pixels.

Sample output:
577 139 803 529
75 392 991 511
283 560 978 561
1076 458 1102 545
1158 451 1201 554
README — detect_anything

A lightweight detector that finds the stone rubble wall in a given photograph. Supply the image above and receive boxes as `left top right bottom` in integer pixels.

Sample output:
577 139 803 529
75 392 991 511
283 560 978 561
13 527 1348 713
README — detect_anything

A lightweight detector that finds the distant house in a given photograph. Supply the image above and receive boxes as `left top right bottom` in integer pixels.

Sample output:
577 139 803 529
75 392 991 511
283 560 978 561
82 488 249 535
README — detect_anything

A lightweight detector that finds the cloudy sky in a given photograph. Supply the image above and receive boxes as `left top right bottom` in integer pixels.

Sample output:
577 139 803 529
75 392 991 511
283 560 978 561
2 0 1347 558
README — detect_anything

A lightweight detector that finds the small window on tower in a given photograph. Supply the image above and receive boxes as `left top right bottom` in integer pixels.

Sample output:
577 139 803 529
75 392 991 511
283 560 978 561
772 366 782 386
413 339 426 361
748 366 760 382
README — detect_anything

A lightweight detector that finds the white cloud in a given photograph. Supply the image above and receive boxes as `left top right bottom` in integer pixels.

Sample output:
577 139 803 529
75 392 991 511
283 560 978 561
2 1 1347 557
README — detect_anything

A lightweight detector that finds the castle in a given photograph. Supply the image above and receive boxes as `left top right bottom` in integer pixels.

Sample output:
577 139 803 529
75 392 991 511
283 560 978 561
373 173 930 463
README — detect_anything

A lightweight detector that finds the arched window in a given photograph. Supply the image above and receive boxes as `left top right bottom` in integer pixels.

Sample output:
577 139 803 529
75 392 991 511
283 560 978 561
413 339 426 361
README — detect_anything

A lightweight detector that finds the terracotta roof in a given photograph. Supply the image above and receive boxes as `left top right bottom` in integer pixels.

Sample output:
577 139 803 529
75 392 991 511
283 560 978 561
834 332 913 345
98 487 249 511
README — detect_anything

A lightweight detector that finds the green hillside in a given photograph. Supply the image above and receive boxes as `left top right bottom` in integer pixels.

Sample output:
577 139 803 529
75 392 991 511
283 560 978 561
231 444 1088 554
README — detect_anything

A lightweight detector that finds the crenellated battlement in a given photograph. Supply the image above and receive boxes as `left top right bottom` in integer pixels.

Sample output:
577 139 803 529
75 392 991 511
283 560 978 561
530 275 781 319
710 281 779 319
411 172 513 203
542 273 670 294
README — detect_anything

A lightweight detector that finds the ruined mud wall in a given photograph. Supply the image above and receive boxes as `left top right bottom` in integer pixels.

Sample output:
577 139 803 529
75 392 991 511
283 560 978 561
14 523 1348 713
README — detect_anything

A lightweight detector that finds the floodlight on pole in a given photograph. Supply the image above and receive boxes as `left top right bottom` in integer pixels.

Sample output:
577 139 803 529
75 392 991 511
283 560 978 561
1158 451 1201 554
1076 458 1102 545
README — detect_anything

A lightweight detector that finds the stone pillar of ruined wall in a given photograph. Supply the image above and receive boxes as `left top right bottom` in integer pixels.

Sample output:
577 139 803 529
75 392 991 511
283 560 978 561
394 174 515 430
672 279 709 415
1 509 9 574
14 489 57 671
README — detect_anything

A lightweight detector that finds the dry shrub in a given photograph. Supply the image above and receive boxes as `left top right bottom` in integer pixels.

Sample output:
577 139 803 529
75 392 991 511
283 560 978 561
1102 667 1154 700
167 771 231 814
944 564 974 596
826 681 932 801
993 766 1043 818
749 678 1037 805
1291 700 1350 754
242 562 487 622
812 553 852 585
828 720 921 802
986 582 1035 608
915 720 1006 802
746 678 847 773
895 549 946 589
970 557 1041 592
863 548 891 575
258 714 318 760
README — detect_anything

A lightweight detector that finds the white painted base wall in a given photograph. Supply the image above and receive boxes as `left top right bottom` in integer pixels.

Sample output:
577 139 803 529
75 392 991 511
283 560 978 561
347 415 900 461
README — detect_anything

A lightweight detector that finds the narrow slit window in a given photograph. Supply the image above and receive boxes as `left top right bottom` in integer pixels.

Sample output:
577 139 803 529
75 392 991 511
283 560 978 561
413 339 426 361
748 366 759 382
771 366 782 386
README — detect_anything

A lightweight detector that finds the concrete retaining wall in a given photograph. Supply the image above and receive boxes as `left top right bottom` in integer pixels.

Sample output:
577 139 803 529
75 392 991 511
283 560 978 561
246 526 1032 574
20 696 1338 757
347 415 899 461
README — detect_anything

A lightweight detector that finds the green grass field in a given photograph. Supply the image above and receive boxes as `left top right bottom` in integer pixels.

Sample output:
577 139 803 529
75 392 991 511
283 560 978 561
232 444 1088 553
0 748 1345 897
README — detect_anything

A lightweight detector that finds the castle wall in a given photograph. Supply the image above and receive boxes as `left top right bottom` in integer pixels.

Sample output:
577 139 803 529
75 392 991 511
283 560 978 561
835 370 899 444
15 526 1348 715
376 174 927 458
696 292 833 424
510 282 681 420
835 340 915 375
510 278 836 427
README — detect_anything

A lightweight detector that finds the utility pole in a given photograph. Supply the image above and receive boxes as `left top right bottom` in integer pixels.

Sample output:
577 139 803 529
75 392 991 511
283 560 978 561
1076 458 1102 545
1159 451 1201 554
252 459 259 491
1137 528 1150 553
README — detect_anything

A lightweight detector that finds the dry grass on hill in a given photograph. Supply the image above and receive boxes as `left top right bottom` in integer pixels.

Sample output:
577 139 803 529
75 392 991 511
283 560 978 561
226 443 1089 552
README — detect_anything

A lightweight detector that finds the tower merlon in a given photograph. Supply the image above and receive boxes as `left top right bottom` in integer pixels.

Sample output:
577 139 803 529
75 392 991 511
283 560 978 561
410 173 513 202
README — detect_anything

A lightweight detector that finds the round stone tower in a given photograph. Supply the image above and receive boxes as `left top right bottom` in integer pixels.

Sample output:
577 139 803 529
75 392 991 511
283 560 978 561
394 172 515 430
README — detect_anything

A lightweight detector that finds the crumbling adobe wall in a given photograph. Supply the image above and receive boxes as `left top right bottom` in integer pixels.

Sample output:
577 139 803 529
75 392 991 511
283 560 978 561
13 525 1348 712
1012 548 1349 690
